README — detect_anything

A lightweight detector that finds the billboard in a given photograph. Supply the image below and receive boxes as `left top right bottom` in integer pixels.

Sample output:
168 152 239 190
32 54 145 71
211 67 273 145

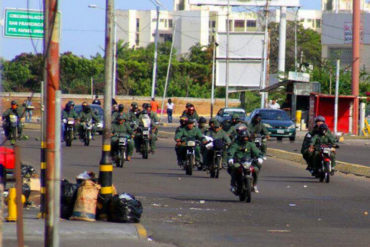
216 60 262 88
4 9 44 39
217 32 264 59
188 0 300 7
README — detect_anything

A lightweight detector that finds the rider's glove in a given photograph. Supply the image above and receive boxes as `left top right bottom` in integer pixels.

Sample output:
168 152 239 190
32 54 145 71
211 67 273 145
258 158 263 165
228 159 234 165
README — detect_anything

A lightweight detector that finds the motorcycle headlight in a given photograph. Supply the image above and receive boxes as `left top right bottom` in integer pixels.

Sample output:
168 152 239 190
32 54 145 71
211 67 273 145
263 123 272 128
288 124 295 129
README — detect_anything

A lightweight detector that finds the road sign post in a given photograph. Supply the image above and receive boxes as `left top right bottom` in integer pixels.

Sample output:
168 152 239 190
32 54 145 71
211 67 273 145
4 9 44 39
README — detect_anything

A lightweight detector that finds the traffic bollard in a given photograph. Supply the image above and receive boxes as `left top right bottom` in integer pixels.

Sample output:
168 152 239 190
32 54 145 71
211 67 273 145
6 187 25 222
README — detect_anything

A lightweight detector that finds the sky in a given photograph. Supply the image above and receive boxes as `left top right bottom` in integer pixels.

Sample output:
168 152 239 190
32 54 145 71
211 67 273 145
0 0 321 60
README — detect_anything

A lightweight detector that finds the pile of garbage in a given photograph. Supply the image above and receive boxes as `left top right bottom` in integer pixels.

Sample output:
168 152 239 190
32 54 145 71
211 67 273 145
61 171 143 223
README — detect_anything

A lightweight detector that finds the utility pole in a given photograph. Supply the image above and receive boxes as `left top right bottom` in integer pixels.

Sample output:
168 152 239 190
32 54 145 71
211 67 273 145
112 9 117 99
151 4 160 98
98 0 114 218
352 0 360 135
44 0 60 246
160 22 176 121
260 1 269 108
278 6 287 78
225 0 231 107
334 60 340 135
294 7 299 72
211 32 217 118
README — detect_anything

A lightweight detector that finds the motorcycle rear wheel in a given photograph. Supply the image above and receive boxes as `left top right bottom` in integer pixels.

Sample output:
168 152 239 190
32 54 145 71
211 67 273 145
325 172 330 183
245 177 252 203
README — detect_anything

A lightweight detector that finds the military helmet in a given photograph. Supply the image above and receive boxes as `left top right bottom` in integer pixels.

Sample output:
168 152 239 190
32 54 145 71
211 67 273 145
315 115 326 123
187 118 196 124
198 117 207 124
118 104 124 111
11 100 17 105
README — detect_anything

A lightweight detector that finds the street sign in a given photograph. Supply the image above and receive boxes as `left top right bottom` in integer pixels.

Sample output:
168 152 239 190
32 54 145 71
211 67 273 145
4 9 44 39
188 0 300 7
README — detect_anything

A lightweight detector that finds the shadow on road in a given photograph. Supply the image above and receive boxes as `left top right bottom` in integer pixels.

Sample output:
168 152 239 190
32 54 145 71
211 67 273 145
135 171 211 179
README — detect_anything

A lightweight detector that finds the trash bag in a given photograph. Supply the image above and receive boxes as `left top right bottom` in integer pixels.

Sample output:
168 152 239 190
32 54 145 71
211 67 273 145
21 164 36 178
70 180 100 222
108 193 143 223
60 179 79 219
22 183 31 201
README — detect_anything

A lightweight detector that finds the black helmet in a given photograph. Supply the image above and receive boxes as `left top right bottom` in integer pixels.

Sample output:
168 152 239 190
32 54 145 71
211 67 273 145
315 115 326 123
11 100 17 105
118 104 124 112
131 102 138 109
198 117 207 124
239 129 250 139
186 103 192 108
69 100 75 107
318 123 328 135
180 116 188 125
187 118 196 124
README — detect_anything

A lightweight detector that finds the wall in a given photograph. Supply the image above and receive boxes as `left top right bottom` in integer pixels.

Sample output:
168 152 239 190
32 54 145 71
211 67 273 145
0 93 241 120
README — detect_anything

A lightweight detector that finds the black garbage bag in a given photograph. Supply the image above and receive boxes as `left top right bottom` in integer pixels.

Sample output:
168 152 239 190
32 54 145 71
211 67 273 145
108 193 143 223
60 179 79 219
21 164 36 178
22 183 31 201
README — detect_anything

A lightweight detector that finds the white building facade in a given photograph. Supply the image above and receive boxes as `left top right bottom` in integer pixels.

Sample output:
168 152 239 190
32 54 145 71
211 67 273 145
116 2 259 55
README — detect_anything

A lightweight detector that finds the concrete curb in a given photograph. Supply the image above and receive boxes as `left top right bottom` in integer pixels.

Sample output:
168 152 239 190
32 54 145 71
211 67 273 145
268 148 370 178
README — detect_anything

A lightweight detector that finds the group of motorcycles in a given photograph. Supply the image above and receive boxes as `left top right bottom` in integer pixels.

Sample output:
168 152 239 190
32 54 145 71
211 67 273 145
63 118 94 147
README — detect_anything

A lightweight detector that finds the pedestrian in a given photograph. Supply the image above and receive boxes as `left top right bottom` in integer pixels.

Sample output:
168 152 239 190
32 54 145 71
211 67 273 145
92 95 101 105
268 99 280 109
25 97 33 123
150 98 159 113
166 98 175 123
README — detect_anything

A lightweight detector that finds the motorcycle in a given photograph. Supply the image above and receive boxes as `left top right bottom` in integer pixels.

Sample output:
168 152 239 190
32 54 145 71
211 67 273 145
113 133 130 168
137 115 151 159
80 120 93 146
182 139 198 176
233 158 255 203
205 138 225 178
316 144 338 183
3 114 20 144
64 118 75 147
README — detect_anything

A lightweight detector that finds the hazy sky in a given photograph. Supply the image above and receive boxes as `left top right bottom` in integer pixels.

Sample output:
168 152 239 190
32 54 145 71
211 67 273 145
0 0 321 60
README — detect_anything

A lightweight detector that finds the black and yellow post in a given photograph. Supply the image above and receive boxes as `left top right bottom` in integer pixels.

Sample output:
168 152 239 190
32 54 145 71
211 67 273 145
98 144 113 219
98 0 114 220
38 141 46 218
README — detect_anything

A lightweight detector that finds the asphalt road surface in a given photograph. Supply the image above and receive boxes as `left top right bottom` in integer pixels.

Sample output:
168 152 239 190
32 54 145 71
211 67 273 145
11 130 370 247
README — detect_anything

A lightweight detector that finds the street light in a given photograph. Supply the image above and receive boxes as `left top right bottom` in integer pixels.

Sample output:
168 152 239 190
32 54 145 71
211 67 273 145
88 4 117 99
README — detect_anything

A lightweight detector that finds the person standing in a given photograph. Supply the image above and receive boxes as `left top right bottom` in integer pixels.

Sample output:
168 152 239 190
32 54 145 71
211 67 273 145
268 99 280 109
166 98 175 123
92 95 101 105
150 98 159 114
24 97 33 123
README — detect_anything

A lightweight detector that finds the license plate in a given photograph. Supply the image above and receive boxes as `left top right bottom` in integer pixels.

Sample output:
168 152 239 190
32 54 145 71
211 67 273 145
277 129 285 134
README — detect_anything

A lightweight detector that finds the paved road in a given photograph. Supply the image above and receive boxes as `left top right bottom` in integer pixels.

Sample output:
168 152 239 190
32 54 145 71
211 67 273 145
159 126 370 167
10 130 370 247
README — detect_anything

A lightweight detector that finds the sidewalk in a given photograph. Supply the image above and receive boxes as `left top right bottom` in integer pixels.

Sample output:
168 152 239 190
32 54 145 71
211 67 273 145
3 207 175 247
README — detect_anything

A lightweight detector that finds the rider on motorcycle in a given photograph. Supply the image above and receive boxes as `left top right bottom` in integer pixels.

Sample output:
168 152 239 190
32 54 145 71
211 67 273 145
309 124 337 175
112 104 128 123
301 115 327 173
62 101 79 140
175 116 189 165
203 120 231 170
78 102 100 139
140 103 159 154
181 103 199 122
226 114 247 140
175 118 203 165
111 115 134 161
248 114 269 159
228 130 263 193
2 100 24 142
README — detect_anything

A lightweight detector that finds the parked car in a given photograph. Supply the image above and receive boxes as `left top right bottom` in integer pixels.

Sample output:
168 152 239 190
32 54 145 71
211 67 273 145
215 108 247 124
247 109 296 141
74 104 104 134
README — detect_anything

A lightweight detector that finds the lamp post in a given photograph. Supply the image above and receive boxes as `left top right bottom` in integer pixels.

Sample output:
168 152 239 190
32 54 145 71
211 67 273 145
88 4 117 99
150 0 162 99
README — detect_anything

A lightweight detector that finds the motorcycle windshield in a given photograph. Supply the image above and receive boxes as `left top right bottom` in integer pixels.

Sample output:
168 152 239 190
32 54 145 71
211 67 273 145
141 115 151 128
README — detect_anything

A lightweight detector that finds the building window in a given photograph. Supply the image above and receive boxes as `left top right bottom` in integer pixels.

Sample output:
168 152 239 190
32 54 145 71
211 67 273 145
152 18 157 22
234 20 245 32
209 20 216 28
135 33 140 46
136 18 140 31
169 19 173 28
247 20 256 27
316 19 321 28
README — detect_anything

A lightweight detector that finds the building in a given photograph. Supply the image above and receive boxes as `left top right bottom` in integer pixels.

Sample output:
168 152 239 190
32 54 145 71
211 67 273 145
116 1 259 55
321 0 370 72
269 9 322 33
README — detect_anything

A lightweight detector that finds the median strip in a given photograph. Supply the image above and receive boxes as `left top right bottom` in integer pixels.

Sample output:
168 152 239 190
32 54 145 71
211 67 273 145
268 148 370 178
